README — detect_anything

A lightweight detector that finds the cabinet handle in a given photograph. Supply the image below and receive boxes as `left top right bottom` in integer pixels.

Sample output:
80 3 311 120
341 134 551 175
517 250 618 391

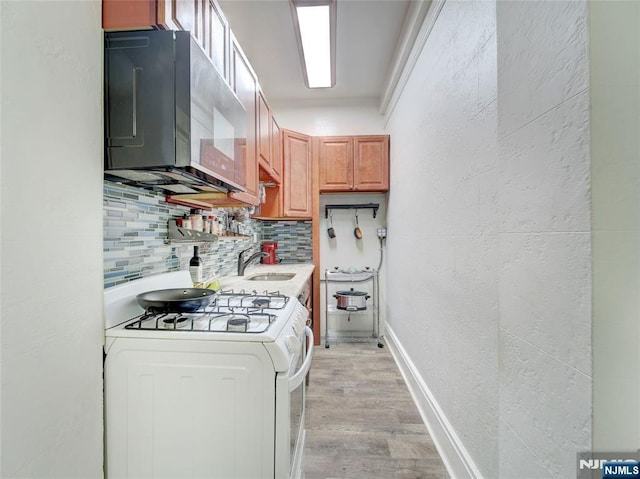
132 67 141 138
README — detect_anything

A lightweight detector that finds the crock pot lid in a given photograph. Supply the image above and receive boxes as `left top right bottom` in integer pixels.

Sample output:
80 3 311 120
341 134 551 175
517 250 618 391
336 288 368 296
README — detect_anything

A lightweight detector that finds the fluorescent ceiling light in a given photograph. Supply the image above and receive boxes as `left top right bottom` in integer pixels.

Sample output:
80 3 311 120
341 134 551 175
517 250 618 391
297 5 330 87
291 1 336 89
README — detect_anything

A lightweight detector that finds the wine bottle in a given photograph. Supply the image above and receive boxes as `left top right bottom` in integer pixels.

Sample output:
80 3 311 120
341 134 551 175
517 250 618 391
189 245 203 284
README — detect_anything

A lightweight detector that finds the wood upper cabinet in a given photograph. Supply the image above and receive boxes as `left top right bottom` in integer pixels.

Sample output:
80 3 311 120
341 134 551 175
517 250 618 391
256 128 309 219
171 0 196 32
318 135 389 192
256 90 282 184
257 91 271 169
354 136 389 191
103 0 192 31
283 130 312 218
228 33 259 205
102 0 160 30
318 137 354 191
271 117 283 182
204 0 228 79
103 0 229 79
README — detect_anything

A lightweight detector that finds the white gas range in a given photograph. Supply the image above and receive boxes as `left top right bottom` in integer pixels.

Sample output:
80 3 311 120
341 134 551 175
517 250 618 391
103 271 313 479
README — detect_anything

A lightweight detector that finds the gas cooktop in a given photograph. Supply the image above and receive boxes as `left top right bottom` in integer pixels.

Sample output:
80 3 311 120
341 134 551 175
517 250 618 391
124 290 290 334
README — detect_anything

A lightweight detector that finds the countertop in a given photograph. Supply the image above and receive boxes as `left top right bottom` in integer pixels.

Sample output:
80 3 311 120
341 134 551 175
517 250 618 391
219 263 315 298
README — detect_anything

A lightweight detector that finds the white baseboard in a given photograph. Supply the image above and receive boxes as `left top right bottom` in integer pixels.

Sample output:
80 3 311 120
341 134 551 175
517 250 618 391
384 325 483 479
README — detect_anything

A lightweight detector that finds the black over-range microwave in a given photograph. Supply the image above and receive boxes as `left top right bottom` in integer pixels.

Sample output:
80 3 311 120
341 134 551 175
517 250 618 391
104 30 247 195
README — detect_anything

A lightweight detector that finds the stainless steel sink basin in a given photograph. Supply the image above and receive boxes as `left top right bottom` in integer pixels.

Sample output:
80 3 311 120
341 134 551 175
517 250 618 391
247 273 296 281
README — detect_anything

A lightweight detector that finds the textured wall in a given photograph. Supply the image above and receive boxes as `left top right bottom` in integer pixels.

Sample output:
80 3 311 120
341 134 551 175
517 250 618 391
0 1 104 477
385 1 499 476
386 0 592 477
496 2 592 476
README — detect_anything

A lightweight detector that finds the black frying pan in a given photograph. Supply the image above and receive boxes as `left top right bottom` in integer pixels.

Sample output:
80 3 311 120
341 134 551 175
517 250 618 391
136 288 216 313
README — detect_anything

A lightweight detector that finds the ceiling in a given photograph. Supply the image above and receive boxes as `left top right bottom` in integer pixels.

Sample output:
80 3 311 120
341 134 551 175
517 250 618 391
218 0 413 109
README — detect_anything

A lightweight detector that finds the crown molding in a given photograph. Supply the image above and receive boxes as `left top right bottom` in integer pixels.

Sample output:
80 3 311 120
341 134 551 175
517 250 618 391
379 0 446 120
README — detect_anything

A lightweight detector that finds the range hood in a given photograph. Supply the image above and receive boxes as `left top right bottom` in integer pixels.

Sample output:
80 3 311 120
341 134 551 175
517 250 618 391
104 30 247 196
104 168 229 197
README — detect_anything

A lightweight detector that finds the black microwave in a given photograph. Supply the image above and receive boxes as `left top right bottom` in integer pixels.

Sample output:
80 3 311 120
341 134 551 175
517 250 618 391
104 30 246 195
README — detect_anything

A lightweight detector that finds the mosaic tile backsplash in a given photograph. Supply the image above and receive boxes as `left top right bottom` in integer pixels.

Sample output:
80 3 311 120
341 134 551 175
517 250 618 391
261 220 312 264
103 181 313 289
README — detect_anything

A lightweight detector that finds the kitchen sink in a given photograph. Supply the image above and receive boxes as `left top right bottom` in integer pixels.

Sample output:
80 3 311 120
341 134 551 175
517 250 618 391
247 273 296 281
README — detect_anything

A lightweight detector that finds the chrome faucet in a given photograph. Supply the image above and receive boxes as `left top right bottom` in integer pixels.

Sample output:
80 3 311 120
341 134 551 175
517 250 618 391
237 248 268 276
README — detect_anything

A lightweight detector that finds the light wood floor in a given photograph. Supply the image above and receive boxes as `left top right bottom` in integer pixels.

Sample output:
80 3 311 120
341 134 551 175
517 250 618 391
303 342 449 479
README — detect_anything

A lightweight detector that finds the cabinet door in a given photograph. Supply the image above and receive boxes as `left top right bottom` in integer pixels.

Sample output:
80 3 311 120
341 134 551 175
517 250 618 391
201 0 211 55
354 135 389 192
103 0 159 30
171 0 196 32
209 0 228 80
103 0 229 80
318 137 354 192
271 117 283 183
257 91 271 169
229 35 259 204
199 0 227 79
283 130 312 218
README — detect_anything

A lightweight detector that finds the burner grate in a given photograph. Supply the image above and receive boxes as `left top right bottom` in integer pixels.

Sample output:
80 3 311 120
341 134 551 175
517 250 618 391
124 301 280 333
121 289 291 333
215 289 289 310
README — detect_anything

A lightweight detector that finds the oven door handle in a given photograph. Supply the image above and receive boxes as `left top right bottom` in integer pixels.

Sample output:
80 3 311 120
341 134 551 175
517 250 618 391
289 326 314 393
